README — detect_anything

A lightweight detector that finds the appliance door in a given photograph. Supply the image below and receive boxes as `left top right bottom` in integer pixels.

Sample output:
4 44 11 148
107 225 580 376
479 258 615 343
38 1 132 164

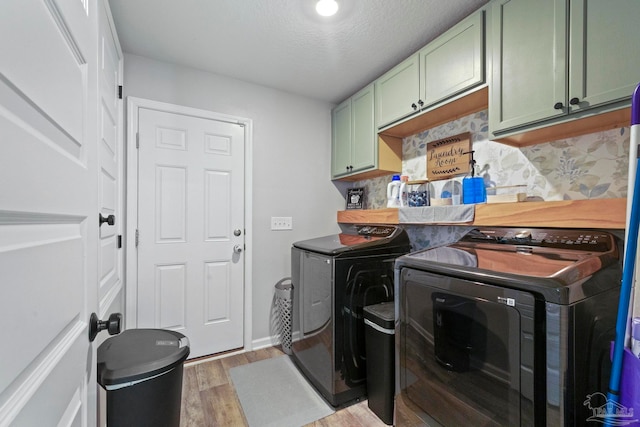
291 248 334 397
298 250 333 335
398 267 538 426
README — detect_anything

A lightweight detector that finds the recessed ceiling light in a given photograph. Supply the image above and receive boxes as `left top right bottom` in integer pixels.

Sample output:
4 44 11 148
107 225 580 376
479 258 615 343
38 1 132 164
316 0 338 17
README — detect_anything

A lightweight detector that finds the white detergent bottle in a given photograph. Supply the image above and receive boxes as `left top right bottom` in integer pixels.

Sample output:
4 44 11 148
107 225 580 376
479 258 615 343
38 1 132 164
387 175 401 207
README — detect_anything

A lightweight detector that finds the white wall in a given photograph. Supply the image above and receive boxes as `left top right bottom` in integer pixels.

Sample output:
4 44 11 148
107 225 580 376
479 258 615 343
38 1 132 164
122 54 347 346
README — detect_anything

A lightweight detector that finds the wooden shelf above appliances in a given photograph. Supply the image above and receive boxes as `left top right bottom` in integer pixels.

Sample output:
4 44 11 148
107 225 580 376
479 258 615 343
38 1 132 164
337 198 626 229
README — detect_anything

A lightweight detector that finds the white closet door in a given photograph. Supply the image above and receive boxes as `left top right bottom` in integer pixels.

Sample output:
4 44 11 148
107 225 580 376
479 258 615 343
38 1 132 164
0 1 100 425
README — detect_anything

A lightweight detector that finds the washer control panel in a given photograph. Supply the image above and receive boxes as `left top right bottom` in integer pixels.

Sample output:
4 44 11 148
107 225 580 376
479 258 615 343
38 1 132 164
463 228 614 252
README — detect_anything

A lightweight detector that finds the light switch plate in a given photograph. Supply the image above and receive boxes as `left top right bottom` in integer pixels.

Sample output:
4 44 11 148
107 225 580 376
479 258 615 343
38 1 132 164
271 216 293 230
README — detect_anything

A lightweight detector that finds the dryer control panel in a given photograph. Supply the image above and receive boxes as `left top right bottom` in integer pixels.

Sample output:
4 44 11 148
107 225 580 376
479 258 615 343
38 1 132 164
355 225 397 237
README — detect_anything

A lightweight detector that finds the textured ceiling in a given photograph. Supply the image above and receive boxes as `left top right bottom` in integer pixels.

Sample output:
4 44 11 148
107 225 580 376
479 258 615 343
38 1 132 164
108 0 489 104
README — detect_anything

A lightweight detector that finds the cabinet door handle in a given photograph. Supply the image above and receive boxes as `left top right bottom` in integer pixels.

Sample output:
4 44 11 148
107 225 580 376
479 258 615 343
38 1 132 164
411 103 417 110
569 97 580 105
418 100 424 107
553 102 564 110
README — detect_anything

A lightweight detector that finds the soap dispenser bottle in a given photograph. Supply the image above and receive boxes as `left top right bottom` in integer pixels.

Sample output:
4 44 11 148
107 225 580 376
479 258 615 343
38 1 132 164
462 151 486 204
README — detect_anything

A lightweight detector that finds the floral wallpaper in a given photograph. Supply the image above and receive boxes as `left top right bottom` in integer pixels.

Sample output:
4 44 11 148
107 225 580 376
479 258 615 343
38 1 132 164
350 109 630 250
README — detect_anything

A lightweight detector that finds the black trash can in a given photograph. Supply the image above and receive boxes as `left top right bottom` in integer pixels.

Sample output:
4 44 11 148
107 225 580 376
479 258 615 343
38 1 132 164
364 302 395 425
97 329 190 427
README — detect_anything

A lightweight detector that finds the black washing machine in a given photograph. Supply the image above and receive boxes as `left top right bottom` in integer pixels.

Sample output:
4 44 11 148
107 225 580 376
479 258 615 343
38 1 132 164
291 224 411 407
395 227 622 426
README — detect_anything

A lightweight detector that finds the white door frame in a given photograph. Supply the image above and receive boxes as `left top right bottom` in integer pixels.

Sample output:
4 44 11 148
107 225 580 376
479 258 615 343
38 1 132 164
125 97 253 352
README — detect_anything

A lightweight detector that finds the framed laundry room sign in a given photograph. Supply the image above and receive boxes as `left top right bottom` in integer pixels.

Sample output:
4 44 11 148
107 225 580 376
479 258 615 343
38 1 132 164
346 187 365 209
427 132 471 181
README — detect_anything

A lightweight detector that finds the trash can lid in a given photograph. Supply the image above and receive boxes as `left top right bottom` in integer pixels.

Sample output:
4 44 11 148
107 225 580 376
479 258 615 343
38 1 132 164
97 329 190 386
364 302 395 330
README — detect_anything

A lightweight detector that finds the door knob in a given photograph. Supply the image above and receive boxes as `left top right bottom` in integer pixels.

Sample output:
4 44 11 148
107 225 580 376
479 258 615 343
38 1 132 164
233 245 243 254
99 213 115 226
233 229 242 236
89 312 122 342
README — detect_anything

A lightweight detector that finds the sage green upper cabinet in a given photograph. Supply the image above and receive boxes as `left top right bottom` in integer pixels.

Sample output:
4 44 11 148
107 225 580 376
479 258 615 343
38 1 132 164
569 0 640 111
420 11 484 107
331 84 376 179
350 85 376 173
376 10 485 129
490 0 640 136
489 0 566 133
332 83 402 181
375 54 421 129
331 98 352 178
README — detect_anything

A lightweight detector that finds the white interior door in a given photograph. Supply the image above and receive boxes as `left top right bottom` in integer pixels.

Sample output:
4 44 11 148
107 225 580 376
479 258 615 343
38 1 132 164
135 105 245 359
0 1 99 425
97 0 124 316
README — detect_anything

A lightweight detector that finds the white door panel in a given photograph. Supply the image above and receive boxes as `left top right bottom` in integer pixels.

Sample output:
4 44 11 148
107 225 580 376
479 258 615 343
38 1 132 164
0 0 99 425
1 1 87 148
97 3 123 311
136 107 245 358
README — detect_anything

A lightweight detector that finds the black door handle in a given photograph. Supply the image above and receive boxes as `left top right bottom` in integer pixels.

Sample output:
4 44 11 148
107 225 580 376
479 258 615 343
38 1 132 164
89 312 122 342
99 213 115 226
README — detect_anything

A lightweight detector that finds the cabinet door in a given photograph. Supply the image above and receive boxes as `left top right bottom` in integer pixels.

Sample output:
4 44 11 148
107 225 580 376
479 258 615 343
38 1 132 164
489 0 567 134
420 10 485 107
569 0 640 111
350 84 376 173
331 99 352 178
375 53 420 128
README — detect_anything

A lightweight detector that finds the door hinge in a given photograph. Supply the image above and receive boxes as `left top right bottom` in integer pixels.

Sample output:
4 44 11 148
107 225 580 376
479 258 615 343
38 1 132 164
117 234 122 249
136 132 139 149
118 85 123 99
135 229 139 247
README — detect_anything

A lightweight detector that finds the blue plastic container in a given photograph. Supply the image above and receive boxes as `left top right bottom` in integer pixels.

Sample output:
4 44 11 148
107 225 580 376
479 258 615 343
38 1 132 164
462 176 486 204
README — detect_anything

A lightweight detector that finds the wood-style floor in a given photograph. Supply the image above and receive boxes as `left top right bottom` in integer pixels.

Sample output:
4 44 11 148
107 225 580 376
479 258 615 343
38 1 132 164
179 345 389 426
